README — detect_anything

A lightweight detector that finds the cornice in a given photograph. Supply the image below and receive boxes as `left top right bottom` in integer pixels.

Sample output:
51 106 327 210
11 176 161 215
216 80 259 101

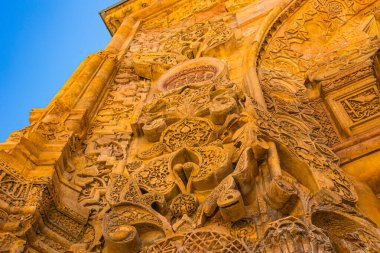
99 0 154 36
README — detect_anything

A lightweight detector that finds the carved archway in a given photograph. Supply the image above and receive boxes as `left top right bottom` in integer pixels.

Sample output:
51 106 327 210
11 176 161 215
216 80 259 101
257 0 379 143
248 0 380 233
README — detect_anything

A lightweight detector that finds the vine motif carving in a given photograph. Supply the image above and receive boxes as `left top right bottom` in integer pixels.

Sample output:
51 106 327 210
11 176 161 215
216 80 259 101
230 217 258 246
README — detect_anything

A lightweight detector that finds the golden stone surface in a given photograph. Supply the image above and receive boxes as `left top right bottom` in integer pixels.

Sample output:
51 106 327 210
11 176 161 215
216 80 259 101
1 0 380 252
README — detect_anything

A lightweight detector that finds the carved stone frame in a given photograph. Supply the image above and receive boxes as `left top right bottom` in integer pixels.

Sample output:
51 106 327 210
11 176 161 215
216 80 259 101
324 75 380 137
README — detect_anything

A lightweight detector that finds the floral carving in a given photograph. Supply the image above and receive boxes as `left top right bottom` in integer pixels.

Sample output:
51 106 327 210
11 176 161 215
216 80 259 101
161 20 233 58
170 193 199 218
134 155 176 195
161 118 214 151
3 1 380 252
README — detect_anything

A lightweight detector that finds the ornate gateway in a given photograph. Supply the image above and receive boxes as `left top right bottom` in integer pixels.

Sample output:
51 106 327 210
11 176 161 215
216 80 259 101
1 0 380 252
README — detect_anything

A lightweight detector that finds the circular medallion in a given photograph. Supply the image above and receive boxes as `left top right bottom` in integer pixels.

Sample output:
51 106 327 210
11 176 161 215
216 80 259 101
156 57 227 91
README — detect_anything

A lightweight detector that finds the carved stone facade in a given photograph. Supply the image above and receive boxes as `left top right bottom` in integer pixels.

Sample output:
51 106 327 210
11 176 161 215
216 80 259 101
2 0 380 252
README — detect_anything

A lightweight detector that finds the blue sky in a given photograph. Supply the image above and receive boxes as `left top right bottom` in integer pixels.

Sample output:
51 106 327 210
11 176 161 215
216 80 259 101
0 1 118 142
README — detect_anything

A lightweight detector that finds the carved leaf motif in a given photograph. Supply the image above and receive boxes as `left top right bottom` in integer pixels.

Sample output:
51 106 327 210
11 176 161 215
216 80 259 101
161 118 214 151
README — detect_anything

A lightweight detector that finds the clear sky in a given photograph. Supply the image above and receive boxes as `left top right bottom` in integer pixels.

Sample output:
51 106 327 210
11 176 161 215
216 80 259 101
0 1 118 142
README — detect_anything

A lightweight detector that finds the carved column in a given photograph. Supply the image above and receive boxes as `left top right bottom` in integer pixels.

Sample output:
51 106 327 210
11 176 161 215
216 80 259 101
59 52 104 109
74 53 116 111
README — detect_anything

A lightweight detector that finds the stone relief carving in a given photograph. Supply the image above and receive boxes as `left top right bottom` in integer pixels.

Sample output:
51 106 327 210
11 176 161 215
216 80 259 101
340 86 380 122
258 0 380 146
130 19 234 60
160 20 234 58
132 52 187 80
0 52 152 252
1 0 380 252
101 56 380 252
